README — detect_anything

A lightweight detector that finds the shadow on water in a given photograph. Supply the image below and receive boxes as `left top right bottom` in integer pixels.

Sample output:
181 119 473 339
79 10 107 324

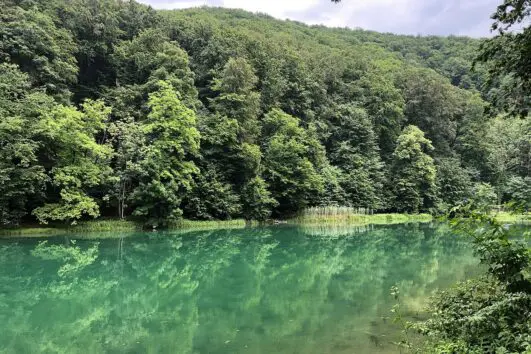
0 223 483 353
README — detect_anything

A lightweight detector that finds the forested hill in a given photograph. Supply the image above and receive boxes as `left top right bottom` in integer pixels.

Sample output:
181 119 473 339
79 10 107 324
1 1 529 226
164 7 486 91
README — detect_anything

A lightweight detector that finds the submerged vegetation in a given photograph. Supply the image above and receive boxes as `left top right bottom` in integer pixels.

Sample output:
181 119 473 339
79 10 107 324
0 0 530 230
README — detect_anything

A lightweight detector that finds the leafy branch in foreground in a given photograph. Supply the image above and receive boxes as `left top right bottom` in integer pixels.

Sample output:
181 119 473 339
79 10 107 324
405 201 531 353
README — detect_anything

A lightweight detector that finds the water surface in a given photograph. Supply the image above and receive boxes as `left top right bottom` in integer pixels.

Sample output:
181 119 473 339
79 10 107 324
0 223 479 353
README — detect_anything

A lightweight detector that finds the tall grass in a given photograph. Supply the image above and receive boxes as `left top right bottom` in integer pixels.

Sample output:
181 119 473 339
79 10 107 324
302 206 374 217
169 219 249 230
68 219 141 232
292 206 432 226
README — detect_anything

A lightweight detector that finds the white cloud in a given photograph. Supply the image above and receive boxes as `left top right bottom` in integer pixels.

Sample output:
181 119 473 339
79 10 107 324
153 0 208 9
138 0 499 37
223 0 320 19
307 0 418 30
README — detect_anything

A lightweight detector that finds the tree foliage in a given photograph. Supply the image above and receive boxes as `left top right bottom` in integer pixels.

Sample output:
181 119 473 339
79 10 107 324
414 202 531 353
390 126 438 213
129 81 200 226
477 0 531 116
33 100 113 224
262 109 326 215
0 0 527 225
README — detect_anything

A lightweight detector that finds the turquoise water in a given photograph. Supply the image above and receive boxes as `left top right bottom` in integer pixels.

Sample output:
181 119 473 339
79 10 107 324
0 224 480 353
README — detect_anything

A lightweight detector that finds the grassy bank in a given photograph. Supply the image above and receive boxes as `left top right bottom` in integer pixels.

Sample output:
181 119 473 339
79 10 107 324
0 213 434 238
493 212 530 224
292 206 531 226
168 219 249 230
1 211 526 238
0 220 141 237
290 211 433 226
0 227 65 237
0 218 248 238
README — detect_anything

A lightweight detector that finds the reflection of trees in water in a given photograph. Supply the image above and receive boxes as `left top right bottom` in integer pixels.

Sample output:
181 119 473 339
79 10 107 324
0 225 477 353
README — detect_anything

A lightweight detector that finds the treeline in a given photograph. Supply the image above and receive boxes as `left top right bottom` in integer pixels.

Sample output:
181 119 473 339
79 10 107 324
0 0 529 226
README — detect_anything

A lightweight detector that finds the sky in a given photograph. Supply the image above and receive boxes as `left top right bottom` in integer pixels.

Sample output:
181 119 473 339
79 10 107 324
137 0 501 37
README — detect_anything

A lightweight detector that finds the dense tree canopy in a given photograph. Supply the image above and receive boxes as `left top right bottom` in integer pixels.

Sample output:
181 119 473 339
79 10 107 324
477 0 531 116
0 0 529 226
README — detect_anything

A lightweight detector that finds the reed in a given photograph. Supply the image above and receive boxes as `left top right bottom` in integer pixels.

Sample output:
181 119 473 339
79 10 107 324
302 206 373 218
292 207 432 226
68 219 141 232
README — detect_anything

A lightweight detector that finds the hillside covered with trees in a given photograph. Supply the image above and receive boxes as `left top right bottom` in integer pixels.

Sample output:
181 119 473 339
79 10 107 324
0 0 529 226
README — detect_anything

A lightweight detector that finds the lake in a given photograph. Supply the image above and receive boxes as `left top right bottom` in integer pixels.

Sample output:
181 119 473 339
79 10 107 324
0 223 481 353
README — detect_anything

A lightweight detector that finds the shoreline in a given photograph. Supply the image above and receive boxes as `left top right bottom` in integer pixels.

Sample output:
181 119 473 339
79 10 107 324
0 212 528 238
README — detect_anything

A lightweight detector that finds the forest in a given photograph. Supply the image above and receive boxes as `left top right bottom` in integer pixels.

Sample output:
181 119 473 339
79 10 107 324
0 0 530 228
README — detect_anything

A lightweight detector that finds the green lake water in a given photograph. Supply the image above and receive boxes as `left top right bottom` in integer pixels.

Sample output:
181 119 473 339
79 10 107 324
0 223 482 354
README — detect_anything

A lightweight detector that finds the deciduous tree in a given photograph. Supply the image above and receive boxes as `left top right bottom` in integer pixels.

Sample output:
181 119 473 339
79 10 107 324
131 81 200 226
390 125 437 213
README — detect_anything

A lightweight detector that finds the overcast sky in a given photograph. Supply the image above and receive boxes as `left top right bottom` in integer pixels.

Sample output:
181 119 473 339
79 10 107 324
137 0 500 37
